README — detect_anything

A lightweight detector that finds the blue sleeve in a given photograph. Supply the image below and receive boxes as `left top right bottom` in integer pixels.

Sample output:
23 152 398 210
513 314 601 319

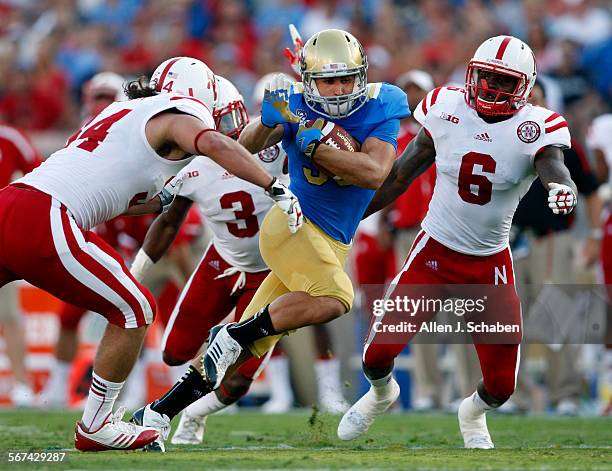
380 84 411 121
368 118 401 150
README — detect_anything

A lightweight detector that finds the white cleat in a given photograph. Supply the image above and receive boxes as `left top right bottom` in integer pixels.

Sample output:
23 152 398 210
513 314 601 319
75 406 159 452
130 404 171 452
171 412 207 445
458 397 495 449
337 378 400 440
202 324 243 390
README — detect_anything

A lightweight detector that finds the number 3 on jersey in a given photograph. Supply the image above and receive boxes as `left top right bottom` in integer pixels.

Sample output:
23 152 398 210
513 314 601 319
66 109 132 152
220 191 259 238
458 152 496 205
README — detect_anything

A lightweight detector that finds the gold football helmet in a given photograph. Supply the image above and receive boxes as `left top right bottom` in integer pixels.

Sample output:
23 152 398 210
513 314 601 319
299 29 368 119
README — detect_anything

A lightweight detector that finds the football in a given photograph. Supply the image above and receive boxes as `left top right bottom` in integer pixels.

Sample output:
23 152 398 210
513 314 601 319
307 120 360 177
313 120 361 153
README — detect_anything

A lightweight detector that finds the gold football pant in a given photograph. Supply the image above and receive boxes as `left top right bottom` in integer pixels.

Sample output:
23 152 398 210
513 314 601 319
239 205 354 357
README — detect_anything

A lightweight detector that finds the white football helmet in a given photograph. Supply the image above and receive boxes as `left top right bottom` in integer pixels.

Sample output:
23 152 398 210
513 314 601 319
465 36 537 116
151 57 218 111
214 76 249 139
83 72 125 116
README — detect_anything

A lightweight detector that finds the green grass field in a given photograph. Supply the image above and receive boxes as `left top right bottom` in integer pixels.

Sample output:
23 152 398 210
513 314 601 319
0 409 610 470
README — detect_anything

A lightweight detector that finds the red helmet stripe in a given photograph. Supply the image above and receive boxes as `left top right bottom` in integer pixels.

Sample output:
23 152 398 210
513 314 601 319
495 37 512 60
156 58 181 92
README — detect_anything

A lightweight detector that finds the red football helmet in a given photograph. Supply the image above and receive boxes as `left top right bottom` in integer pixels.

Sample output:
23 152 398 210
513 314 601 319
465 36 537 116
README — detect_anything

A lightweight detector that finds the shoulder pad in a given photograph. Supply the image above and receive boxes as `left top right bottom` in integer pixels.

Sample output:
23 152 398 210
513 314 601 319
164 93 215 128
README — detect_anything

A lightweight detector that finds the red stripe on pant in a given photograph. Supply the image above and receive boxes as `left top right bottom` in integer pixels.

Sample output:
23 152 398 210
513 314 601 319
59 209 153 328
363 234 521 401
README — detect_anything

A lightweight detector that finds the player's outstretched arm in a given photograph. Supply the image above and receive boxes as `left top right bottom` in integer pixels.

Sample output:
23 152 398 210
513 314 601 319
160 114 275 189
130 195 193 282
150 113 303 233
238 117 285 154
534 146 578 215
363 128 436 218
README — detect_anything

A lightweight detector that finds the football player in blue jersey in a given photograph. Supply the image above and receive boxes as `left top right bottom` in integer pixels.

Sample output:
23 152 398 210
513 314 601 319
200 28 410 390
131 30 409 445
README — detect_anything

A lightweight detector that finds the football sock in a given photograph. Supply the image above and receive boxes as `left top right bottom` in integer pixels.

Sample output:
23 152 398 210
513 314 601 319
185 392 226 419
368 372 395 397
465 391 493 417
81 372 124 431
151 366 211 419
227 305 278 347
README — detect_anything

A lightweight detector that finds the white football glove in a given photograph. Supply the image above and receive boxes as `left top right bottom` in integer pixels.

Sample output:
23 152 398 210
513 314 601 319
265 177 303 233
548 182 577 215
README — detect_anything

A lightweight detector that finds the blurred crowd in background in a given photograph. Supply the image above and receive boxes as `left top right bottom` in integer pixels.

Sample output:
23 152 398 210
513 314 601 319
0 0 611 416
0 0 610 139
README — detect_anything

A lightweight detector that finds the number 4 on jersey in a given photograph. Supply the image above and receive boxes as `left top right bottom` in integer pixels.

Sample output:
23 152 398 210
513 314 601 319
67 109 132 152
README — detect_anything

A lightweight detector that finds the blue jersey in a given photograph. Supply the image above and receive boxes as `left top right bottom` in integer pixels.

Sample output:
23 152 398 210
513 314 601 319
282 82 410 244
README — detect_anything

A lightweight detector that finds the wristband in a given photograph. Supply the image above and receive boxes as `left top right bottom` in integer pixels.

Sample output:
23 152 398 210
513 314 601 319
131 249 154 282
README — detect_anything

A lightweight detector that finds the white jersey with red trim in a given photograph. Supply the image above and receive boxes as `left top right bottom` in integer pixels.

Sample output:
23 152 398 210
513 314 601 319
172 144 288 272
18 93 214 231
414 86 571 255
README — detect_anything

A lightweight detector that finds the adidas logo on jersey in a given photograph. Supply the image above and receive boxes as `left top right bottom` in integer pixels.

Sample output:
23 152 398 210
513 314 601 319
474 132 492 142
221 171 234 180
425 260 439 271
208 260 220 271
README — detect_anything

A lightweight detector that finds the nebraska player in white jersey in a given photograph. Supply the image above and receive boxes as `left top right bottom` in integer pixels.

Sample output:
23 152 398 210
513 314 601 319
127 76 290 450
0 56 302 452
338 36 577 448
